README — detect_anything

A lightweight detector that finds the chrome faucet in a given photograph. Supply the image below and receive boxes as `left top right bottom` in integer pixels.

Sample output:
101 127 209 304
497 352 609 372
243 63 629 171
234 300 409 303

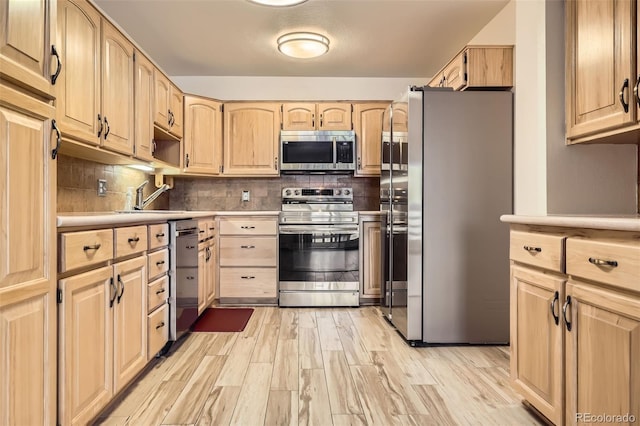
134 180 171 210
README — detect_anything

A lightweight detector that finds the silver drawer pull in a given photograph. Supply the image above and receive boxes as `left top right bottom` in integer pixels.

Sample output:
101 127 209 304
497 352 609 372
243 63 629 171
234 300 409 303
240 245 255 249
128 236 140 243
83 243 101 251
240 226 255 229
156 232 165 238
156 321 165 329
523 245 542 253
156 260 165 266
588 257 618 268
241 276 255 279
155 288 166 295
186 276 195 280
186 245 196 249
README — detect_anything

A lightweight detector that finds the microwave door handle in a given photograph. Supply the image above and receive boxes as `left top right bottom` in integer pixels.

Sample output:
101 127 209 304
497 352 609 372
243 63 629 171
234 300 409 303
332 137 337 169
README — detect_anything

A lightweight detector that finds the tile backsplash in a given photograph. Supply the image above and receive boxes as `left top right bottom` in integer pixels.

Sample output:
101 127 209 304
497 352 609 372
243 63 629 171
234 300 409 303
169 174 380 211
56 155 169 212
57 155 379 213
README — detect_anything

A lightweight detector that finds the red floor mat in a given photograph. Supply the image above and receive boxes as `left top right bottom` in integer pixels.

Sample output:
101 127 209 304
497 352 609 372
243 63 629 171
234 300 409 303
191 307 254 332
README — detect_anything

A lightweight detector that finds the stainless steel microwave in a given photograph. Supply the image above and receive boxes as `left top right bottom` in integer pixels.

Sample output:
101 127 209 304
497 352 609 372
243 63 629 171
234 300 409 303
280 130 356 173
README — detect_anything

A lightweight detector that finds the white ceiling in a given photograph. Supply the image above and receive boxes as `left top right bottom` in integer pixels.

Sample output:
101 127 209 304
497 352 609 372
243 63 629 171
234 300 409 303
94 0 510 78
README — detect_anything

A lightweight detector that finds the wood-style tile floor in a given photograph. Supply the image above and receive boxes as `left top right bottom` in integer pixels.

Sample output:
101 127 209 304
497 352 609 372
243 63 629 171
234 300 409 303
94 306 543 426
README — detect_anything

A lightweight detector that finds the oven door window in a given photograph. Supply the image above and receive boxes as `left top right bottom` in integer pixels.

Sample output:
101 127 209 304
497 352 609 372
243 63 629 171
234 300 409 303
282 141 333 164
279 232 359 283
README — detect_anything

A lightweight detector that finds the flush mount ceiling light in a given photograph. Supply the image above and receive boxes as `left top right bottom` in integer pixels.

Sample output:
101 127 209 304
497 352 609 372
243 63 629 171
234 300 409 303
248 0 308 6
277 32 330 59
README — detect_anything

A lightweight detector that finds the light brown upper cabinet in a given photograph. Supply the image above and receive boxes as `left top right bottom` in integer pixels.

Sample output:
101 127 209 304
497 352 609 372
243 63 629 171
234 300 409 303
353 102 388 176
223 102 280 176
55 0 134 155
0 0 57 99
565 0 636 143
134 51 154 162
282 102 352 130
183 95 222 175
383 102 408 132
427 45 513 91
154 71 183 139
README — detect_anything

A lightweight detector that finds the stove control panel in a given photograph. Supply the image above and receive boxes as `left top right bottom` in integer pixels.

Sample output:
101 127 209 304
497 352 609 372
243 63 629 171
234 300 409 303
282 187 353 202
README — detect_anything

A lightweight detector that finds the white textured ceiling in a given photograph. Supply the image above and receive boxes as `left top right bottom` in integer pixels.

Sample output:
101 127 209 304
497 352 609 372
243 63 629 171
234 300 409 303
94 0 509 78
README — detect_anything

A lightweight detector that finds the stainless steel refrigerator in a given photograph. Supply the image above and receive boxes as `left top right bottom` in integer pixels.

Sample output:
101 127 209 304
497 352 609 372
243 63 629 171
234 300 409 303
380 87 512 344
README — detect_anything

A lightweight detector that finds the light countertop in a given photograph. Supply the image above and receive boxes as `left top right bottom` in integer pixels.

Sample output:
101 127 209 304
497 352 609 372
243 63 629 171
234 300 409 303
57 210 281 228
500 214 640 232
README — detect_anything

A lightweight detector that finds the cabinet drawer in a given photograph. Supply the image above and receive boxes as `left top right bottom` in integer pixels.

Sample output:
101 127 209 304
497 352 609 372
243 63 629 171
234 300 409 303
147 248 169 281
219 268 277 298
147 304 168 360
115 225 148 258
148 275 169 313
148 223 169 250
219 218 277 236
59 229 114 272
219 237 276 267
510 231 565 272
566 237 640 292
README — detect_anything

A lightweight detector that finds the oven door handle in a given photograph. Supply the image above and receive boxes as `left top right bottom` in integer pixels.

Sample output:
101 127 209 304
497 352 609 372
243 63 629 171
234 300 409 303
279 226 359 235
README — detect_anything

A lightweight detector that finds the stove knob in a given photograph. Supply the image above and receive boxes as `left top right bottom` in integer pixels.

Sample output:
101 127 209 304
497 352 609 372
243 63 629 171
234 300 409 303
335 189 342 195
285 189 292 196
294 189 300 196
343 189 351 195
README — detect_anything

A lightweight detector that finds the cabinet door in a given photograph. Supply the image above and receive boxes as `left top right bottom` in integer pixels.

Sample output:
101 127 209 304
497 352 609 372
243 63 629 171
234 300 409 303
153 70 170 131
0 93 56 426
566 0 635 140
101 21 134 155
282 102 316 130
168 84 183 138
361 221 382 298
183 96 222 174
565 281 640 426
318 102 352 130
205 241 217 305
353 103 386 176
112 256 147 394
198 246 207 314
55 0 101 145
223 103 280 176
58 266 113 426
0 0 56 98
383 102 408 132
134 51 154 162
442 51 465 91
510 266 565 425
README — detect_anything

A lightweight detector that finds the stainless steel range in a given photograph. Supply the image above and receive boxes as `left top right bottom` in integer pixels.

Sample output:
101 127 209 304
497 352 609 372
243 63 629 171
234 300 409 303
279 188 359 307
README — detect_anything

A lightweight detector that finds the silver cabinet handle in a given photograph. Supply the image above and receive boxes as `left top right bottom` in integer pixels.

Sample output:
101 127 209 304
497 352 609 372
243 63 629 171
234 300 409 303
128 236 140 243
588 257 618 268
240 226 255 229
155 260 165 266
156 232 165 238
241 276 255 279
240 245 255 249
83 243 101 251
156 321 165 329
155 288 166 295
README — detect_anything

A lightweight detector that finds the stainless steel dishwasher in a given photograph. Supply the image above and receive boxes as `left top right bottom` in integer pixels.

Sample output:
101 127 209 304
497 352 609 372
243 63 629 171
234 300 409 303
168 219 199 342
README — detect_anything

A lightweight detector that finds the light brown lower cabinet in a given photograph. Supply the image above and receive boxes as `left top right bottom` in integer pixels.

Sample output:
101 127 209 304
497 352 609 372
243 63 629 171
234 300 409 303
360 218 382 304
564 280 640 426
510 265 565 425
58 255 147 425
509 226 640 426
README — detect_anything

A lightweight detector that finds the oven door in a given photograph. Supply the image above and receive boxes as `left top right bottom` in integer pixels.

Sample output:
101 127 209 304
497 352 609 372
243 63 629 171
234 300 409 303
278 224 360 306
